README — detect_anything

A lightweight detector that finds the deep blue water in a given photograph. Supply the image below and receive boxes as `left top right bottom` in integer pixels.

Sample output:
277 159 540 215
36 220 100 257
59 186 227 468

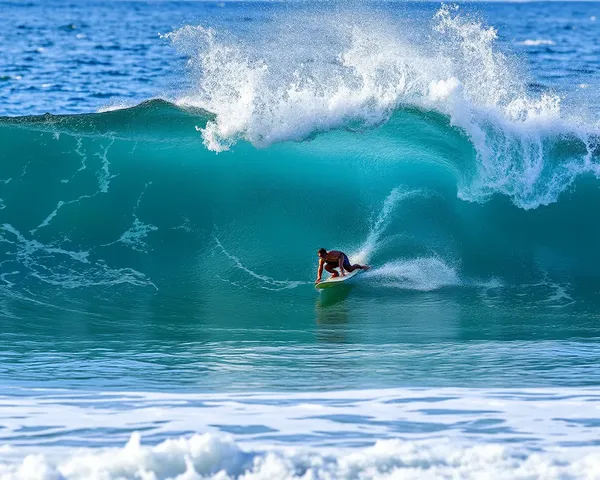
1 1 600 115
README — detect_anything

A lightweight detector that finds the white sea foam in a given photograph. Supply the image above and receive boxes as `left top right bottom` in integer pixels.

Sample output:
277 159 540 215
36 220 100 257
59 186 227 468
346 187 496 292
2 434 600 480
518 39 556 46
0 224 155 290
352 186 427 265
349 187 460 291
94 137 116 193
165 6 599 210
102 183 159 253
1 387 600 479
97 102 137 113
364 257 461 291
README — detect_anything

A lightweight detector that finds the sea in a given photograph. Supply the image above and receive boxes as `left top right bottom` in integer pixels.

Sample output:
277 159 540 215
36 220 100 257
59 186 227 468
2 0 600 477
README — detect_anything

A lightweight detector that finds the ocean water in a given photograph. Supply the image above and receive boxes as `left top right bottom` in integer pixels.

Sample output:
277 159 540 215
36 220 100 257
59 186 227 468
2 0 600 478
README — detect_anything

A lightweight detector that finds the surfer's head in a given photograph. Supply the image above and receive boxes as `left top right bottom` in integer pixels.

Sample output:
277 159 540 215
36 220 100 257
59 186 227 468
318 248 327 258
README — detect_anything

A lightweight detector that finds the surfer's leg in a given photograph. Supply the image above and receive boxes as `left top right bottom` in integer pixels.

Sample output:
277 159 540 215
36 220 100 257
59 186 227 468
342 255 362 273
324 264 339 277
344 258 369 272
345 263 366 272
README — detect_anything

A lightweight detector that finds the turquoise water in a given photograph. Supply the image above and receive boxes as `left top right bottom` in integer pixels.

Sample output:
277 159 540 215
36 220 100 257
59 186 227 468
2 101 600 390
3 1 600 478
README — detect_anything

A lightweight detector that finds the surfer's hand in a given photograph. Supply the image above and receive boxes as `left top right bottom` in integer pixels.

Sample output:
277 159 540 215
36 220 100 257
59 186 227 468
315 278 321 284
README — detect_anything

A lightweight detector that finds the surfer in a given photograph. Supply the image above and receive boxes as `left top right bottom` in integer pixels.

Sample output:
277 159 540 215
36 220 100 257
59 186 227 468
315 248 369 284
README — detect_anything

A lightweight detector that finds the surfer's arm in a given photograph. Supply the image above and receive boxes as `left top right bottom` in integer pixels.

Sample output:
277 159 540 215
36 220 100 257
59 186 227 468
316 259 324 283
338 257 346 276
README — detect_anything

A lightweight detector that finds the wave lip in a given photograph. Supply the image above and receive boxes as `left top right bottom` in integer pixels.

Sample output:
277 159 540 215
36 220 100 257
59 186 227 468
164 5 600 210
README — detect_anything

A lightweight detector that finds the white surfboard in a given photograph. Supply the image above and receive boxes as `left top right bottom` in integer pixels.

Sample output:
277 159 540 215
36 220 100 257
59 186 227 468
315 270 362 290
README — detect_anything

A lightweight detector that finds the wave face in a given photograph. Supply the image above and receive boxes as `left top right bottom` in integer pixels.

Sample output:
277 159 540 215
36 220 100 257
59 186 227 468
1 6 600 316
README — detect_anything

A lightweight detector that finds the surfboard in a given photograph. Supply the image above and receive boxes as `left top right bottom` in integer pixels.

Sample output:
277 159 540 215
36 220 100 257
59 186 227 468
315 270 362 290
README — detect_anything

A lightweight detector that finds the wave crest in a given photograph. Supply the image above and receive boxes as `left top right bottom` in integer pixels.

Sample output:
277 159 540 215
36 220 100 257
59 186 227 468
163 5 600 209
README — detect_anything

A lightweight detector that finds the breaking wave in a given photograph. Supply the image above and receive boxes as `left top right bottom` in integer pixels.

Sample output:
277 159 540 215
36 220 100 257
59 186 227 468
1 5 600 310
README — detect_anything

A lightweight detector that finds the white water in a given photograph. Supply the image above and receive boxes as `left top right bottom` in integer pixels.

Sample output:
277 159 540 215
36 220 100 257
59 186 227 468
519 39 556 46
4 435 600 479
351 187 467 292
166 6 600 210
3 387 600 479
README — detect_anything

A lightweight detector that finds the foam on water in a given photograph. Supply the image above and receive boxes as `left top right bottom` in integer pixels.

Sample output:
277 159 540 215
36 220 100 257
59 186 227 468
352 187 427 266
363 257 461 291
2 387 600 479
348 187 466 292
0 223 155 290
519 39 556 46
2 435 600 480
